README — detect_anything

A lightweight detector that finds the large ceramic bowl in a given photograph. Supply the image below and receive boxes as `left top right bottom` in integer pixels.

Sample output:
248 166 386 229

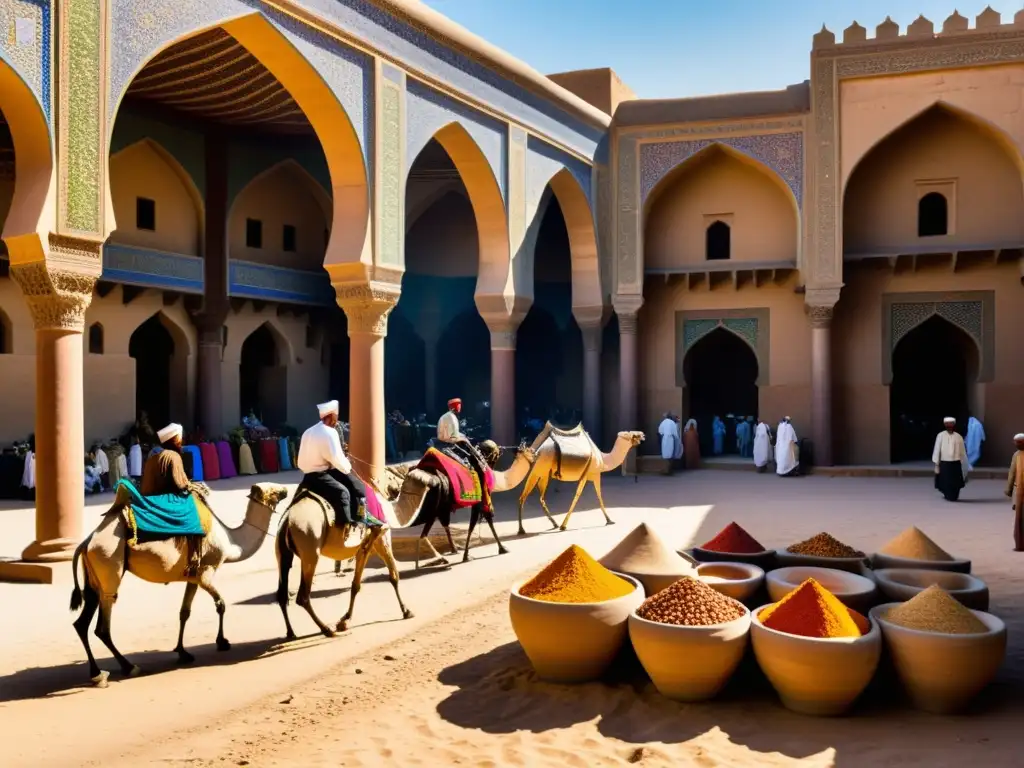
766 566 878 614
629 605 751 702
874 569 988 611
869 603 1006 714
774 549 869 575
696 562 765 604
509 572 645 683
871 552 971 574
750 604 882 716
689 546 776 571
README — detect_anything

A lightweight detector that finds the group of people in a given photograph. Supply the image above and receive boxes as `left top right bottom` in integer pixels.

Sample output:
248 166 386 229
658 413 800 477
657 414 700 470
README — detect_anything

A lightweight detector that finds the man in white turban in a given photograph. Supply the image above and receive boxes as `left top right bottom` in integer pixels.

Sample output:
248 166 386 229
141 423 190 496
297 400 378 528
933 417 969 501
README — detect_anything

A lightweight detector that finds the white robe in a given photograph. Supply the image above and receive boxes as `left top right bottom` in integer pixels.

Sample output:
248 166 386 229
753 423 771 467
128 444 143 477
932 430 969 481
673 423 684 460
658 418 679 460
93 448 109 475
21 451 35 489
775 422 799 476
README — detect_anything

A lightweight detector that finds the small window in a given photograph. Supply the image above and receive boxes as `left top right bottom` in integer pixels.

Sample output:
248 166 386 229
88 323 104 354
136 197 156 231
705 220 731 261
283 224 297 252
246 218 263 248
918 192 948 237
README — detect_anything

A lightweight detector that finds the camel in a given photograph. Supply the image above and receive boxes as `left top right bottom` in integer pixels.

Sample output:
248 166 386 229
517 424 645 535
391 440 536 568
69 482 290 687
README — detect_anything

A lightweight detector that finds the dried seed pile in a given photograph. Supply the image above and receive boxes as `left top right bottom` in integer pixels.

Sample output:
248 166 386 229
879 526 953 561
884 585 988 634
786 532 864 558
636 576 745 626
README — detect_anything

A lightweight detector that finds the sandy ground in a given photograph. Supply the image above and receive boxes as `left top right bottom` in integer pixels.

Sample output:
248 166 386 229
2 470 1022 767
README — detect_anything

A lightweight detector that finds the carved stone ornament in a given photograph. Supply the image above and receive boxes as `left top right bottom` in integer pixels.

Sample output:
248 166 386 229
806 304 834 329
612 294 643 334
335 283 400 337
10 235 102 331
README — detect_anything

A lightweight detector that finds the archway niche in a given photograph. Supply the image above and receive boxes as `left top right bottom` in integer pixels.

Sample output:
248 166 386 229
683 327 759 457
130 313 187 431
435 308 491 424
239 323 288 428
889 315 979 463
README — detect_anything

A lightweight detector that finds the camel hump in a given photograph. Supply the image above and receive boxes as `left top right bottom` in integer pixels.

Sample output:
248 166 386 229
250 482 289 508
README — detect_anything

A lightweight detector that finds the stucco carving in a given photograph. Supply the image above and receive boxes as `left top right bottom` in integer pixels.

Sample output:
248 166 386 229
832 35 1024 78
616 137 639 287
811 56 838 286
335 283 400 337
675 308 771 387
11 262 98 331
806 304 834 329
379 77 404 267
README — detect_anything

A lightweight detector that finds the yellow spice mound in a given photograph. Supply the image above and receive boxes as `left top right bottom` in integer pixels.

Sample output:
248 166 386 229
759 578 863 639
519 544 634 603
884 585 988 635
879 526 953 561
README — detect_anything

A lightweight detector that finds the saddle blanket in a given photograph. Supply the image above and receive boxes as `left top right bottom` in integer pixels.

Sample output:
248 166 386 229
418 446 494 509
534 422 594 480
114 479 208 541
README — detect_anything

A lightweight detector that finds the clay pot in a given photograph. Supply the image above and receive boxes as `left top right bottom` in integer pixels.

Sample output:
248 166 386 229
766 566 878 614
696 562 764 604
871 552 971 574
774 549 869 575
750 605 882 716
869 604 1006 714
629 606 751 702
688 546 776 571
874 569 989 611
508 573 645 683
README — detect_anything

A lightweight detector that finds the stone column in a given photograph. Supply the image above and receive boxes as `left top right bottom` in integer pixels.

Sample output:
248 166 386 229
194 317 225 435
487 322 518 447
338 285 398 486
613 295 643 473
807 304 834 467
579 320 603 435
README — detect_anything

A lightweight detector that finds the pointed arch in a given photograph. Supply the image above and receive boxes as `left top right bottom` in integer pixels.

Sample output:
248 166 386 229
238 318 295 365
229 158 332 224
129 310 194 358
546 167 601 313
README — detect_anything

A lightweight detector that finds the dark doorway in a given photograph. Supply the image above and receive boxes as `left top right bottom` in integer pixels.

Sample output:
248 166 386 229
890 315 977 463
436 309 491 432
327 309 349 421
384 309 427 415
683 327 758 456
129 314 175 429
240 324 286 428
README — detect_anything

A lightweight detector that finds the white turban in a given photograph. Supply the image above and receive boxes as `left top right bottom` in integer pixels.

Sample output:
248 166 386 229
318 400 339 419
943 417 956 424
157 423 183 443
1014 433 1024 441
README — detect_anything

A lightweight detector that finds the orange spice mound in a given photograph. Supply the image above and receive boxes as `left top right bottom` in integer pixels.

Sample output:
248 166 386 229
519 544 634 603
759 578 864 639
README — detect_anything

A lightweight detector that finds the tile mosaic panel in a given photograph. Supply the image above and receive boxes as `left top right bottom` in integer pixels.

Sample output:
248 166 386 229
525 134 593 214
228 259 334 305
65 0 101 233
102 244 204 292
0 0 49 122
379 77 403 267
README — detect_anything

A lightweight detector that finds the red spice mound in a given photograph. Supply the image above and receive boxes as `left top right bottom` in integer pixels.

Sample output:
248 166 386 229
700 522 766 554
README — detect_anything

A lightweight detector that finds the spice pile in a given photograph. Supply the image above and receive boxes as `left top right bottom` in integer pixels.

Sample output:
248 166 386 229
879 527 953 562
760 578 866 638
786 532 865 559
520 544 634 603
636 576 745 626
884 585 988 634
600 522 697 583
700 522 766 554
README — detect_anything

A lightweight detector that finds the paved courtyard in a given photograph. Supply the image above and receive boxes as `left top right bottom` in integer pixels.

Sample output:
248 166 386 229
0 470 1021 766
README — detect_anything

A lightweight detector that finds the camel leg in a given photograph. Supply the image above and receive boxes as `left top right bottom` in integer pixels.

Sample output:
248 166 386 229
334 560 342 576
173 581 200 663
93 592 142 678
71 580 107 687
296 554 334 638
444 525 458 555
462 505 483 563
593 472 614 525
197 571 231 652
373 537 414 620
276 527 298 640
484 513 508 556
517 471 541 535
558 475 591 532
337 530 379 632
537 475 559 529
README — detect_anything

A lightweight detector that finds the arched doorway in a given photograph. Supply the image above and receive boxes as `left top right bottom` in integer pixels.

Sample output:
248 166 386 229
683 327 759 456
240 323 287 428
890 316 979 463
435 308 490 428
130 315 176 429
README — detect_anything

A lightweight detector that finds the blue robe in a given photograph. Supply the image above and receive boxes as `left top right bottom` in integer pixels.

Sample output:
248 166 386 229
712 417 726 455
965 417 985 467
736 421 753 458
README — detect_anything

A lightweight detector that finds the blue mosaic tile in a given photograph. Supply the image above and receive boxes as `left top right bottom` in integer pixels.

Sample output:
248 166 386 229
640 132 803 208
526 134 592 212
0 0 50 124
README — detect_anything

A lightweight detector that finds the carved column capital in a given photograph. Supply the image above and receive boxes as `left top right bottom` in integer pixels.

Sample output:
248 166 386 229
335 282 400 337
806 304 834 329
612 293 643 336
10 234 102 332
483 317 522 352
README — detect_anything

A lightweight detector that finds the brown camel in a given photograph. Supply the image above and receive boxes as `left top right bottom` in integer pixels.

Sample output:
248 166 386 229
517 424 645 534
391 440 536 568
69 482 290 687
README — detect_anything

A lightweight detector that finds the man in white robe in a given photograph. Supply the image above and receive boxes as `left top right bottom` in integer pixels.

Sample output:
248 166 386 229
128 437 143 481
775 417 799 477
933 417 969 501
753 419 772 472
965 416 985 469
658 413 679 461
672 417 684 460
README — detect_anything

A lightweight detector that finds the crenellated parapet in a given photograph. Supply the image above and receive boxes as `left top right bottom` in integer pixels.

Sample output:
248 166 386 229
813 7 1024 49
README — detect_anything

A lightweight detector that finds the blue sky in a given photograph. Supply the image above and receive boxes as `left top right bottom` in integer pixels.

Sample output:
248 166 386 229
422 1 1023 99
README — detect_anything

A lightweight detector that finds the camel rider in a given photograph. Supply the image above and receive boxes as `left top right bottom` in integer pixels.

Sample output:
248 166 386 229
297 400 380 528
437 397 490 498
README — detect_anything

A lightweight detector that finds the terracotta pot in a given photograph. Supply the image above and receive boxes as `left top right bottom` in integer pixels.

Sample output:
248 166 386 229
629 606 751 702
696 562 765 604
774 549 869 575
508 573 645 683
870 604 1006 714
688 547 776 571
873 569 988 611
871 552 971 574
766 566 878 614
750 605 882 716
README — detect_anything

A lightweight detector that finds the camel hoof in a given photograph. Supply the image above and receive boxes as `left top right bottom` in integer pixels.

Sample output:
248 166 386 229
284 631 297 641
437 557 450 566
128 665 143 678
605 519 616 526
176 650 195 665
517 528 526 536
321 627 336 639
217 639 232 652
498 547 509 555
403 608 414 620
461 554 471 563
336 620 349 633
550 522 559 530
559 524 568 532
91 670 110 688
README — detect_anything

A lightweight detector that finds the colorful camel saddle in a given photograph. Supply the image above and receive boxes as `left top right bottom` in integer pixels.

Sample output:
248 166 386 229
531 422 595 480
417 446 495 512
289 486 387 531
113 479 211 544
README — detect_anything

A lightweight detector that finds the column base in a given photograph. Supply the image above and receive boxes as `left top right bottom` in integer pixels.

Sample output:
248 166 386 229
0 558 74 584
22 537 79 562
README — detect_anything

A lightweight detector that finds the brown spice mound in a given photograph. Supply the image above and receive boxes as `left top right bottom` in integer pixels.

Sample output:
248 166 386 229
879 526 953 561
884 585 988 635
636 576 745 626
786 532 864 558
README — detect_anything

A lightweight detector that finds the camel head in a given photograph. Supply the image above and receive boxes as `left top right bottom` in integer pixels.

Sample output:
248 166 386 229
478 439 501 467
249 482 290 509
515 441 537 464
618 431 646 448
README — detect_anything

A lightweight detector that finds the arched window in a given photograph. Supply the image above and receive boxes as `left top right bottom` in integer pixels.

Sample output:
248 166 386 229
706 220 731 261
918 192 948 237
88 322 104 354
